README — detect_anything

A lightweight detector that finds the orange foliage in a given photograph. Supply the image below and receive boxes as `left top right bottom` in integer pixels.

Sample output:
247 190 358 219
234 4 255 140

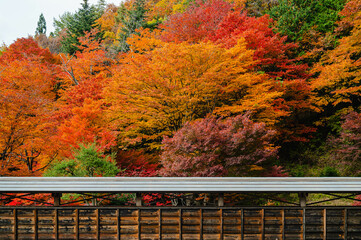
105 38 281 149
96 4 121 44
311 0 361 110
0 38 60 176
53 31 116 158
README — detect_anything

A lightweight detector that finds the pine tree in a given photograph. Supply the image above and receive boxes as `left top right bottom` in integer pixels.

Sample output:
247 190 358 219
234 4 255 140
268 0 346 41
116 0 147 52
61 0 104 54
44 143 120 177
35 13 47 35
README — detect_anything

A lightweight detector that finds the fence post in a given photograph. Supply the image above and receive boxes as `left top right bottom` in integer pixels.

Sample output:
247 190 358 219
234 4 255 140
299 192 307 207
136 193 142 207
52 193 62 206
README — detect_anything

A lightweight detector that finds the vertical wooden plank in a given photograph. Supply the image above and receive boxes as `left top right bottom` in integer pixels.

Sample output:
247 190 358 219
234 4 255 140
96 208 100 240
261 209 265 240
323 209 326 240
55 209 58 240
75 209 79 240
241 209 244 240
159 209 162 240
138 209 141 240
344 208 348 240
14 209 17 240
179 209 182 240
282 209 285 240
200 209 203 240
34 209 38 240
117 209 120 240
220 209 223 240
302 208 306 240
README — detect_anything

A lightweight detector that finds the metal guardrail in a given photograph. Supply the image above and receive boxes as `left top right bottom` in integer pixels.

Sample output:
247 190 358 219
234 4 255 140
0 177 361 193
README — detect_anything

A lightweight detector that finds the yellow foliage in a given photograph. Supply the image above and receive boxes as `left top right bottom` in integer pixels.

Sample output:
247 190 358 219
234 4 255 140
105 38 281 148
311 10 361 110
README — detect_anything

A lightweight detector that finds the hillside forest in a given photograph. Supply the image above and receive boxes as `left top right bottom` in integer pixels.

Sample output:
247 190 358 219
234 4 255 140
1 0 361 184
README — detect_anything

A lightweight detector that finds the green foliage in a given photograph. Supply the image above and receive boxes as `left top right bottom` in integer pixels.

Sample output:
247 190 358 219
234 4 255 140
35 13 47 35
268 0 346 41
115 0 148 52
288 164 307 177
60 0 105 54
44 143 120 177
0 43 7 56
53 12 75 36
319 166 339 177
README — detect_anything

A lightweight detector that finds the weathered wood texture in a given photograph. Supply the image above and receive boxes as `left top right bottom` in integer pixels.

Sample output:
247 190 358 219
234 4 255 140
0 207 360 240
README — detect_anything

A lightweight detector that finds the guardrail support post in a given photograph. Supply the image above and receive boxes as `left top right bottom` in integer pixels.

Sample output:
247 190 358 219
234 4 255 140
52 193 62 206
136 193 142 207
299 192 307 207
218 193 224 207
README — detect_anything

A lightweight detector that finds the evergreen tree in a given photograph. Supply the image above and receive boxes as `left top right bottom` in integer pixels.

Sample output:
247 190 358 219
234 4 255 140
116 0 148 52
35 13 47 35
44 143 120 177
53 12 75 36
268 0 346 41
60 0 105 54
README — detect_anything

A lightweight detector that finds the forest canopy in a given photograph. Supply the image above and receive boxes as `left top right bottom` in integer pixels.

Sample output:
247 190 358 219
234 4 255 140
1 0 361 182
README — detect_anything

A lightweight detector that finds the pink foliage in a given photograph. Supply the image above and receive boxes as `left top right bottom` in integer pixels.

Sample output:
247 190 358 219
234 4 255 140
263 165 289 177
160 114 278 177
331 111 361 173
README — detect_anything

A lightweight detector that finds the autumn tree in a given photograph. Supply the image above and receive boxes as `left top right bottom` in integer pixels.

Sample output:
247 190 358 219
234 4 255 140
160 3 314 142
35 33 62 54
146 0 192 21
311 0 361 119
105 36 280 149
244 0 278 17
116 150 159 177
160 114 278 177
329 111 361 176
213 12 316 142
96 4 121 50
54 31 116 158
161 0 233 43
0 38 60 176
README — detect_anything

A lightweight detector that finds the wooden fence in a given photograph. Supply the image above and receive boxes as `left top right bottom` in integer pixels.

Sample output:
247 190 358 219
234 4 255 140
0 207 361 240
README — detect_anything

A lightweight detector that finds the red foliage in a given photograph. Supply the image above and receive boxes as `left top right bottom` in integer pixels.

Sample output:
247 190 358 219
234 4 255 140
160 114 278 177
0 37 58 64
160 0 233 43
212 12 315 142
211 12 308 80
53 31 117 157
116 150 159 177
53 78 117 157
4 194 52 206
353 195 361 206
161 3 315 142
